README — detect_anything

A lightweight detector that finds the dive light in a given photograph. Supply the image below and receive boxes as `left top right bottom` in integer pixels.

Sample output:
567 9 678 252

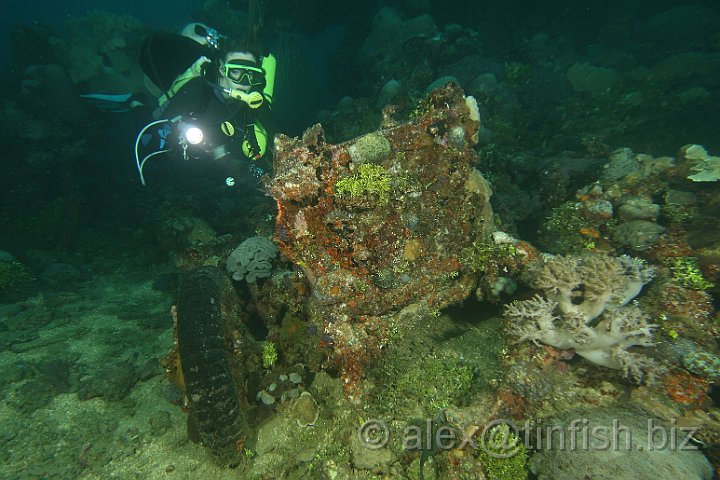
135 116 207 186
183 125 204 145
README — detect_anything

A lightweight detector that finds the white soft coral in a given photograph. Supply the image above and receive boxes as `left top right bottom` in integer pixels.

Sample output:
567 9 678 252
523 253 655 321
506 253 659 382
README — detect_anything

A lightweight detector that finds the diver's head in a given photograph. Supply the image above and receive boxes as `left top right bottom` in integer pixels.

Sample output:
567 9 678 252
218 50 265 97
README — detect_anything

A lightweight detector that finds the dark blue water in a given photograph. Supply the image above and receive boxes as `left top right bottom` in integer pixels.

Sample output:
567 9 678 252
0 0 200 67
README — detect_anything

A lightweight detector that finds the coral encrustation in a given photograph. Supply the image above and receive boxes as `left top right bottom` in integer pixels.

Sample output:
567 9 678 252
268 83 492 400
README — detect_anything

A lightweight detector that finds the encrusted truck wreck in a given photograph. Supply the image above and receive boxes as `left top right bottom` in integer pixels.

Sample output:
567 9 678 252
269 83 495 401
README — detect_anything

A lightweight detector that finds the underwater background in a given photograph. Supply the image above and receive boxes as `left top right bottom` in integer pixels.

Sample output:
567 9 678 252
1 0 720 479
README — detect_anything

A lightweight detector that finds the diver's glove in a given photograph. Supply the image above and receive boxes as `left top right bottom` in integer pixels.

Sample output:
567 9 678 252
140 122 173 150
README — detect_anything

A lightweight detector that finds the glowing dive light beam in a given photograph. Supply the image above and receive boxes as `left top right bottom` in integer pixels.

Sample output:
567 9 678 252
185 126 204 145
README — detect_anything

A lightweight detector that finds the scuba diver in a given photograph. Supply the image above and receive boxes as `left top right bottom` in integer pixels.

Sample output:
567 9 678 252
135 23 277 186
84 22 277 186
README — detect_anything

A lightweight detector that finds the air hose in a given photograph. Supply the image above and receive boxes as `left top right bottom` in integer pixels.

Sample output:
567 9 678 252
134 118 172 186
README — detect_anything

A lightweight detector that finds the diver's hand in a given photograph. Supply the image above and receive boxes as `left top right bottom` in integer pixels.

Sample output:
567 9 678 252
128 95 146 109
121 93 148 109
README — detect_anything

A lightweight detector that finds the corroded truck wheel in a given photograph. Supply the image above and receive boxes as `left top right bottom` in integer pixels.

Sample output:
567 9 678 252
176 266 247 461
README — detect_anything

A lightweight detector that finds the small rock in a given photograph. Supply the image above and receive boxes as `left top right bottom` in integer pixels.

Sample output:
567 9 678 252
285 388 301 401
149 411 173 435
665 189 696 206
617 195 660 221
257 390 276 405
77 362 138 401
613 220 666 251
137 357 162 381
351 424 396 470
291 391 319 427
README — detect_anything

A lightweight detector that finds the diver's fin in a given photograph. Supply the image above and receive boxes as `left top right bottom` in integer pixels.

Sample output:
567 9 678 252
80 93 144 112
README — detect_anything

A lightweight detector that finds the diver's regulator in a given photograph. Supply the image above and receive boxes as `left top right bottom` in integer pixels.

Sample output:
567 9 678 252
223 89 265 109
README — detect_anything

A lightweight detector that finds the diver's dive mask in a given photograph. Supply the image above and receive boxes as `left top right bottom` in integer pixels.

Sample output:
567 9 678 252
222 61 265 87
